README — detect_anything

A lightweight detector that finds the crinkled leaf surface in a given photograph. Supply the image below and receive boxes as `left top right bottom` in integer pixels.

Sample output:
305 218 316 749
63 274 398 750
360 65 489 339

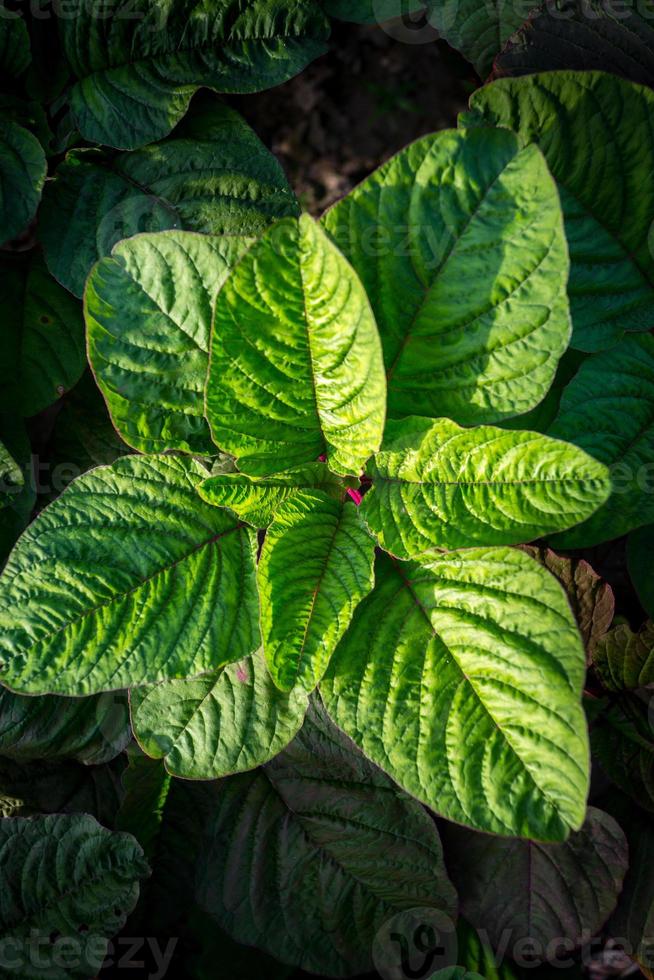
199 462 354 527
321 547 590 840
469 72 654 352
0 252 86 416
361 416 610 557
443 808 628 954
86 231 251 455
61 0 330 149
0 115 45 244
207 214 386 476
40 97 299 297
594 622 654 692
0 438 22 509
131 651 309 779
259 491 375 691
323 126 570 425
523 547 615 657
424 0 525 77
549 334 654 548
196 702 457 977
628 525 654 619
494 0 654 89
0 812 149 979
0 687 130 764
0 454 260 695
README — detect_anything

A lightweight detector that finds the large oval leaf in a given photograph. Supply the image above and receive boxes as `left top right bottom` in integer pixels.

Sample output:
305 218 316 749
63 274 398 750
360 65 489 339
321 548 590 841
259 491 375 691
130 651 309 779
86 231 251 455
443 808 628 955
61 0 330 149
323 126 570 425
0 813 149 979
196 702 457 977
0 454 260 695
469 71 654 352
0 116 45 244
361 416 610 557
549 334 654 547
206 214 386 477
40 97 299 297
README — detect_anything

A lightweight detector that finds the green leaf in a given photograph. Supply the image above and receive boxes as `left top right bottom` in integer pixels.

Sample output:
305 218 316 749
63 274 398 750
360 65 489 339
494 0 654 89
0 438 23 508
61 0 330 149
0 454 260 695
323 0 422 20
259 491 375 691
199 462 355 527
323 126 571 425
206 214 386 476
196 701 457 977
593 622 654 692
469 72 654 352
590 696 654 814
115 748 172 858
40 96 299 298
454 920 519 980
628 525 654 618
86 231 251 455
523 547 615 657
321 547 590 840
130 651 309 779
424 0 526 77
0 687 130 764
549 334 654 548
0 416 35 567
0 115 46 244
0 813 149 979
0 252 86 416
442 808 629 955
0 10 31 78
361 416 610 557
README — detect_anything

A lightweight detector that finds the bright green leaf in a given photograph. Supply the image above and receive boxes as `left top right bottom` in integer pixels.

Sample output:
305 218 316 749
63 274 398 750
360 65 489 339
86 231 251 455
199 462 355 527
61 0 330 149
196 701 457 977
361 416 610 557
0 115 45 244
469 71 654 352
549 334 654 547
206 214 386 476
40 96 299 297
259 492 375 691
321 547 590 840
0 454 260 695
130 651 309 779
323 126 571 424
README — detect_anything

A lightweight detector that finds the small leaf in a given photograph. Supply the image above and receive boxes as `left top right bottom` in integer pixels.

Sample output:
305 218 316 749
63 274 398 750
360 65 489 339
40 97 299 297
628 525 654 618
259 491 375 691
0 115 45 244
0 438 23 509
86 231 251 455
61 0 330 149
0 813 149 979
130 651 309 779
593 622 654 692
321 547 590 840
206 214 386 477
549 334 654 548
199 462 354 528
361 416 610 557
323 126 571 424
424 0 526 77
196 701 457 977
469 72 654 352
442 808 629 956
0 454 260 695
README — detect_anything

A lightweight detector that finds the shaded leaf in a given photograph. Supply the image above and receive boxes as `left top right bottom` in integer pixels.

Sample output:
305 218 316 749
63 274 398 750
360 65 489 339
207 214 386 477
594 622 654 692
590 696 654 814
628 524 654 618
607 801 654 975
0 9 31 78
321 547 590 840
0 115 46 244
0 454 260 695
323 126 570 424
115 748 172 858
